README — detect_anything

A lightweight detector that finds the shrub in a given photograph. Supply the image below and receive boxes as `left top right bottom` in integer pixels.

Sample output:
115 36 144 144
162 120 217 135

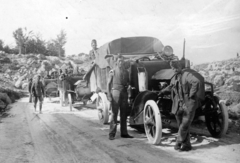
9 63 20 70
0 57 11 64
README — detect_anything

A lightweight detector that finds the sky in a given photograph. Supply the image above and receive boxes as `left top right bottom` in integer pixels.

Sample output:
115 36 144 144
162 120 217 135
0 0 240 64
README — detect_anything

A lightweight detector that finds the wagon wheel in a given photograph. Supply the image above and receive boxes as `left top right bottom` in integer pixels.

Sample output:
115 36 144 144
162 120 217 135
59 90 63 106
68 93 72 111
143 100 162 145
96 92 109 124
205 96 229 138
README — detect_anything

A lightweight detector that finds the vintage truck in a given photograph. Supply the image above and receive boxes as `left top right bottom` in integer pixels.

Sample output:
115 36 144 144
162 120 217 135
81 37 229 145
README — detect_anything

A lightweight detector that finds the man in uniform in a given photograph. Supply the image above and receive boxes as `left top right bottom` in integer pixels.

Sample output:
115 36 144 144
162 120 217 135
159 60 204 151
89 39 98 62
107 54 133 140
31 75 45 114
28 78 33 103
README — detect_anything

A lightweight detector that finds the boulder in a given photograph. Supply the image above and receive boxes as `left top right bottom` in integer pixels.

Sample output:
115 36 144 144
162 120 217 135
41 60 52 67
5 69 12 74
0 92 12 105
225 76 240 86
233 82 240 92
38 60 53 74
46 56 62 65
213 75 224 87
223 65 231 70
207 64 213 70
15 79 23 88
229 104 240 119
225 77 234 86
199 70 208 77
208 71 220 82
0 57 11 64
22 82 29 90
37 54 46 60
14 74 27 88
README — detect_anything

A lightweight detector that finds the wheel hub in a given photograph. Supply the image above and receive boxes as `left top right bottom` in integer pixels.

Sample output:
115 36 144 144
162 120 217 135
145 117 155 126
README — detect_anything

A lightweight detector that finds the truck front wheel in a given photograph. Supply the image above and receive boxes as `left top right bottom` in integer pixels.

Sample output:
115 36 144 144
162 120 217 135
143 100 162 145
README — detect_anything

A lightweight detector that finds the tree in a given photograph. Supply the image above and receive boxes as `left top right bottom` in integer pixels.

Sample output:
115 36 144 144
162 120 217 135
0 40 18 54
54 30 67 57
3 45 11 54
13 27 33 54
46 41 59 56
0 39 4 51
26 35 47 54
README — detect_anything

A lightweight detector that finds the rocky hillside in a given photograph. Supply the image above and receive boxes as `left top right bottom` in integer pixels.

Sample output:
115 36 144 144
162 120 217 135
0 52 91 111
193 57 240 131
193 57 240 103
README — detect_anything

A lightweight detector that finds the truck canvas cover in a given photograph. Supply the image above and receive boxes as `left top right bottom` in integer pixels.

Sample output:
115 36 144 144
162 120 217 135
85 37 164 92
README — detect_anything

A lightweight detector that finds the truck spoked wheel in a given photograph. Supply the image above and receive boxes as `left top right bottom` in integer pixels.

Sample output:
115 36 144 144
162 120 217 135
143 100 162 145
68 93 72 111
205 96 228 138
96 92 109 125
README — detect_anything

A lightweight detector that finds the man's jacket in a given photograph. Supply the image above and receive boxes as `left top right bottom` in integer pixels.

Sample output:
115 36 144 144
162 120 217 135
110 67 129 91
31 81 45 97
89 49 98 60
161 69 205 114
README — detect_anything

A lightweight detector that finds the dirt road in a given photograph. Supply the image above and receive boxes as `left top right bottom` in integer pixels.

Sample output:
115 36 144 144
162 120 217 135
0 97 240 163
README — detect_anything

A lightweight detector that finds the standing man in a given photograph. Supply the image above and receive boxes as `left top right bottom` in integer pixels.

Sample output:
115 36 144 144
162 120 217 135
31 75 45 114
59 69 69 106
107 54 133 140
159 60 204 151
89 39 98 62
28 78 33 103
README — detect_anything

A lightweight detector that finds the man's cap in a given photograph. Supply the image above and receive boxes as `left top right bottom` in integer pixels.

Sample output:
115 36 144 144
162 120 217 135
91 39 97 44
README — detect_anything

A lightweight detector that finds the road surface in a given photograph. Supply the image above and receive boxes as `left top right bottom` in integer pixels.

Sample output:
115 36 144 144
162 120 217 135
0 97 239 163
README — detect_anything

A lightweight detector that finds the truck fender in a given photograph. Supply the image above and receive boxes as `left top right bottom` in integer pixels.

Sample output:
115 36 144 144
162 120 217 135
129 91 158 125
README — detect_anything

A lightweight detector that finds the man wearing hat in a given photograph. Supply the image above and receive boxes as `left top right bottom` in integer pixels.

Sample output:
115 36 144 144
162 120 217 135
89 39 98 62
28 78 33 103
31 75 45 114
107 54 133 140
159 60 204 151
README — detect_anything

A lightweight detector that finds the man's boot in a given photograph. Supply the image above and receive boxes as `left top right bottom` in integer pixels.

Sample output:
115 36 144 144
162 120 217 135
109 134 115 140
179 134 192 152
29 95 32 103
34 104 36 112
174 140 182 150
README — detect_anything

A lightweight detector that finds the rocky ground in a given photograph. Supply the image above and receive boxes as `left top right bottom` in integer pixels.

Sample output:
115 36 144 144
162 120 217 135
0 97 239 163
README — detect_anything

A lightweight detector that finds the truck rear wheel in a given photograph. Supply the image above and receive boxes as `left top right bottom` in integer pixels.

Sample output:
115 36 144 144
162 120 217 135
68 93 72 111
96 92 109 124
205 96 229 138
143 100 162 145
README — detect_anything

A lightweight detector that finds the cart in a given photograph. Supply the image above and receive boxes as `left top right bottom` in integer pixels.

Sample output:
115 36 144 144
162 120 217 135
64 75 92 111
